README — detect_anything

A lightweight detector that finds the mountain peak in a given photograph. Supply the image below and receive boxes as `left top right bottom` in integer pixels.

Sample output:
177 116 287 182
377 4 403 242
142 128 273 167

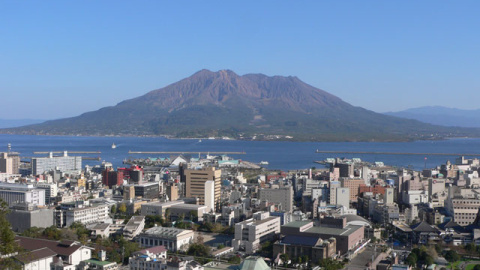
4 69 476 141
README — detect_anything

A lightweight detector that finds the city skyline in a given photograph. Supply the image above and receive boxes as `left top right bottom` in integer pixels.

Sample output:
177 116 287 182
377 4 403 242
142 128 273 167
1 1 479 119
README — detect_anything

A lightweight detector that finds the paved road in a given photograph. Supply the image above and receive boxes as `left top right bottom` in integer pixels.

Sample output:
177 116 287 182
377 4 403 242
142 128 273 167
345 246 377 270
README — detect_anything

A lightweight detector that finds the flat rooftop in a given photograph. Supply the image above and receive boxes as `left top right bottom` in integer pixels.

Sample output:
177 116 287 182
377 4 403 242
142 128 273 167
171 204 208 210
145 201 184 207
306 224 363 237
283 221 363 237
239 216 280 226
144 226 193 238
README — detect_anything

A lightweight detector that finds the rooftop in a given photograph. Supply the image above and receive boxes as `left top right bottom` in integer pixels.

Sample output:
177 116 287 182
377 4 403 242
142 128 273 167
238 216 279 227
144 226 193 238
282 221 363 237
137 245 168 255
15 247 57 264
306 224 363 237
15 236 88 257
83 259 116 266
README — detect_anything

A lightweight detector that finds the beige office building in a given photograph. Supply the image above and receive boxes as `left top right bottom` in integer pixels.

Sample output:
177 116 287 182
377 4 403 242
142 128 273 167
185 167 221 211
0 152 20 174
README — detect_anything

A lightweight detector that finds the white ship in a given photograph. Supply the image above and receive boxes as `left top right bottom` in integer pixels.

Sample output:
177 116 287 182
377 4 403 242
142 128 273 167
259 161 269 165
111 143 116 149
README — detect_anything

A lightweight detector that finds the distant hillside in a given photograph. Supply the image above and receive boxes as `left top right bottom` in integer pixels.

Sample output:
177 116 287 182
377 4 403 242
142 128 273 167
2 70 479 141
0 119 46 128
385 106 480 128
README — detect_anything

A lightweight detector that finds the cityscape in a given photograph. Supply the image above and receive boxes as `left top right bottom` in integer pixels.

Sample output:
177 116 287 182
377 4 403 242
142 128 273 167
2 1 480 270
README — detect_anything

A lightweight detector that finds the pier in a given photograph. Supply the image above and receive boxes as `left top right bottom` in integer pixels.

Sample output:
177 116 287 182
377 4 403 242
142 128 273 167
128 151 246 155
315 150 480 156
33 151 101 154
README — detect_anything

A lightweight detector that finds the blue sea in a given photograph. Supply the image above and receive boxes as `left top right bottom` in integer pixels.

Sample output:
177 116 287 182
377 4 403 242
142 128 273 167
0 134 479 171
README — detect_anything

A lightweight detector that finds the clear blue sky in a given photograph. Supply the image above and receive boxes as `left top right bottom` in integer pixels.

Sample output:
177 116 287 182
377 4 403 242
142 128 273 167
1 1 479 119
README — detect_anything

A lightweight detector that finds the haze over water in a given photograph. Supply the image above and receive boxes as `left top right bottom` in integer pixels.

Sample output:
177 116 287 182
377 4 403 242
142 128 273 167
1 134 479 171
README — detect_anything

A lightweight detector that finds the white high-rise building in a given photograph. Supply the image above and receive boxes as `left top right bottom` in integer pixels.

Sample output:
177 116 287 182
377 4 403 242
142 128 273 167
204 180 215 212
31 151 82 175
335 187 350 207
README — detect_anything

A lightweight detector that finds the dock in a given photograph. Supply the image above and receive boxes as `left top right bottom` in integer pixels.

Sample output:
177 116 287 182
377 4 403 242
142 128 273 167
315 150 480 156
128 151 246 155
33 151 101 154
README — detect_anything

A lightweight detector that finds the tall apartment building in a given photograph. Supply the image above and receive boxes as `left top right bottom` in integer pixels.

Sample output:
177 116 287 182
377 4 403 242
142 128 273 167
233 211 281 254
185 167 221 211
333 187 350 207
0 182 45 206
0 152 20 174
259 186 294 213
102 168 124 188
341 178 366 202
31 151 82 175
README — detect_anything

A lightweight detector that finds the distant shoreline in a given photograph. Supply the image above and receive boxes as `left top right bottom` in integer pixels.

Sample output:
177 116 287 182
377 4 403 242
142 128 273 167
0 132 479 143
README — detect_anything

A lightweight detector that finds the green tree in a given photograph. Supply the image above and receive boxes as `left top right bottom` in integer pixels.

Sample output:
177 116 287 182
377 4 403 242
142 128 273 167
0 199 20 268
425 255 434 266
43 225 61 240
145 215 165 228
118 203 127 215
228 255 241 264
444 250 460 262
406 253 417 267
111 205 117 214
21 226 43 238
302 255 309 264
187 243 211 257
317 258 344 270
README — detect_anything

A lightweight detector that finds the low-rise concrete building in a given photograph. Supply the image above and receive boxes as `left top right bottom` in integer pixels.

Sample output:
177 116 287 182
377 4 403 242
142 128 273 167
128 246 168 270
141 201 184 217
233 211 281 254
273 236 336 262
15 236 93 269
136 227 194 252
279 217 364 255
124 216 145 240
7 203 54 232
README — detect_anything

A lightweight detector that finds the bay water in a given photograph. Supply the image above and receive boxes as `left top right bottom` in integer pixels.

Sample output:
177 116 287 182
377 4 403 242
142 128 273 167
1 134 479 171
